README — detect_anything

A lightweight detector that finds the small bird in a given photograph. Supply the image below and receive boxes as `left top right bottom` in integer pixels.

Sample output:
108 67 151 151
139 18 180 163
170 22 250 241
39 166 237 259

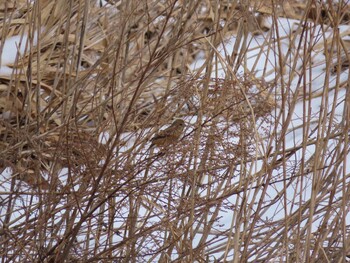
150 119 185 148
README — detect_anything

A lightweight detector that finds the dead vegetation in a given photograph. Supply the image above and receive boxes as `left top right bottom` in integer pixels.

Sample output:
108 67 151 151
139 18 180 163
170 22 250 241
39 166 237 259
0 0 350 262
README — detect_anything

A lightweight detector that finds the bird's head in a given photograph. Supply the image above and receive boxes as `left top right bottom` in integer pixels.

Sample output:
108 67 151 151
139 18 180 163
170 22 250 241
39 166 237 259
172 119 185 128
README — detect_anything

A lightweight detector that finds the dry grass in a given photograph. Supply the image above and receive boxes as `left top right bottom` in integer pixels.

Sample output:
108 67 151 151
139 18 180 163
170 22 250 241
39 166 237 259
0 0 350 262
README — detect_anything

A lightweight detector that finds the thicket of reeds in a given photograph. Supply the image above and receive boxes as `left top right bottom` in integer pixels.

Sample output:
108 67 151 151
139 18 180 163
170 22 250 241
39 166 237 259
0 0 349 262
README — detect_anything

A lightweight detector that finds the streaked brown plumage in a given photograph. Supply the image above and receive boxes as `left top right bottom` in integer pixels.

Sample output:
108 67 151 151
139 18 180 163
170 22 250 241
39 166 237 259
150 119 185 148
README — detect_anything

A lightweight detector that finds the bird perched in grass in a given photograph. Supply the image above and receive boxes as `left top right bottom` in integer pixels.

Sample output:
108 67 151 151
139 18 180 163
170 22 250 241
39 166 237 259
150 119 185 148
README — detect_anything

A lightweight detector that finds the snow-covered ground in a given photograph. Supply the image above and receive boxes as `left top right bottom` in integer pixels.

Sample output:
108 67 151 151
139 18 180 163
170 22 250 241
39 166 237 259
189 17 350 261
1 12 349 262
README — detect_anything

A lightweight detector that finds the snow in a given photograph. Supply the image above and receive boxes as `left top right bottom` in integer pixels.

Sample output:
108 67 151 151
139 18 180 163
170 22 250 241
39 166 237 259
1 13 349 262
188 16 350 260
0 31 39 76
